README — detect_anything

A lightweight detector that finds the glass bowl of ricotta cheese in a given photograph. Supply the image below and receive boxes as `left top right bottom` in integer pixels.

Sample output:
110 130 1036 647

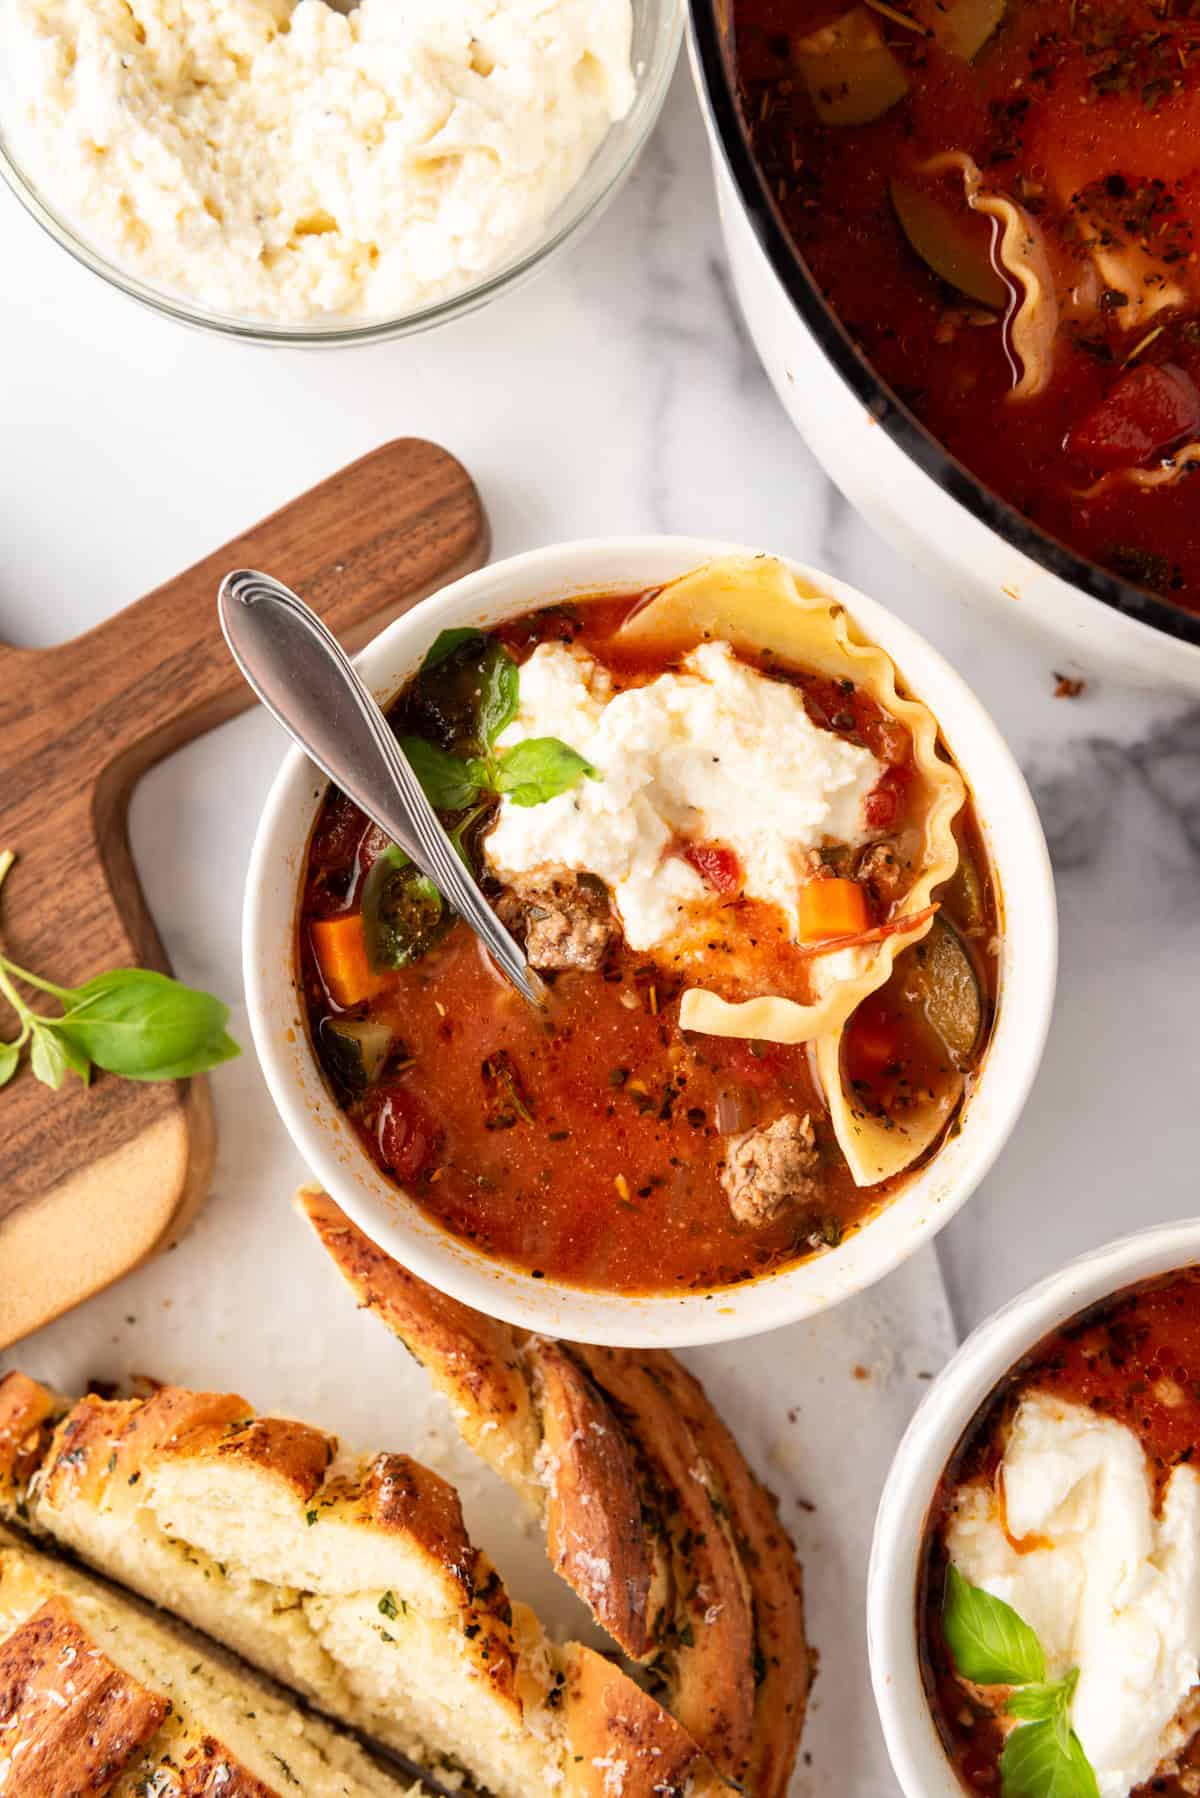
0 0 681 344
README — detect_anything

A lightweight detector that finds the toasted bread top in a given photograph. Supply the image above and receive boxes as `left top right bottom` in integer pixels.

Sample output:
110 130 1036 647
0 1596 167 1797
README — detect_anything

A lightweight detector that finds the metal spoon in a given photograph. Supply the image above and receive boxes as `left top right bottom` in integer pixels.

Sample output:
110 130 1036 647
218 568 544 1008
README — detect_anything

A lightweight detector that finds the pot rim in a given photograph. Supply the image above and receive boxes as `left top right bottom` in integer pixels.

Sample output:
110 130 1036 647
687 0 1200 652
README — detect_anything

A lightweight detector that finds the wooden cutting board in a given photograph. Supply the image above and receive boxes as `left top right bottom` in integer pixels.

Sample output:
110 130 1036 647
0 438 488 1349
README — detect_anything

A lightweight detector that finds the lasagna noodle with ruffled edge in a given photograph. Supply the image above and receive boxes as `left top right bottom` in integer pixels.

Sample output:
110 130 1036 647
916 152 1059 400
615 555 967 1185
0 1371 725 1798
297 1186 813 1798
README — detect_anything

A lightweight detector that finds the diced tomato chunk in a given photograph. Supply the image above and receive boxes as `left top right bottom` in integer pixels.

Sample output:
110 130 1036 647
872 717 911 769
684 841 742 894
843 995 904 1084
356 824 391 880
375 1087 438 1182
1065 364 1200 474
864 766 911 830
310 793 370 873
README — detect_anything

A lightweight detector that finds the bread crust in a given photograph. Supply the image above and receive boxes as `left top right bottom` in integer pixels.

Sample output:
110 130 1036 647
299 1189 541 1499
169 1737 278 1796
559 1642 725 1798
528 1340 659 1658
0 1596 168 1796
571 1346 756 1781
642 1353 813 1798
0 1371 61 1509
295 1187 811 1797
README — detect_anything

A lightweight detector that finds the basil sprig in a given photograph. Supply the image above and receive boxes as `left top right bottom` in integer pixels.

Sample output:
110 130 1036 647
404 628 596 812
943 1565 1099 1798
0 851 240 1091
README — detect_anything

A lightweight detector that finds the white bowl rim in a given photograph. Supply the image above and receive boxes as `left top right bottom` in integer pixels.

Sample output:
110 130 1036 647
867 1215 1200 1798
243 532 1057 1348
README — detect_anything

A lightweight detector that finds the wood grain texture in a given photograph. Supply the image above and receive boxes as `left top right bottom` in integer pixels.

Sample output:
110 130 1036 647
0 439 488 1347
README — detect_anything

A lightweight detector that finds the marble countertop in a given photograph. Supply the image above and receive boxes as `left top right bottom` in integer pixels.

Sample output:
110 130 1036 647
1 55 1198 1798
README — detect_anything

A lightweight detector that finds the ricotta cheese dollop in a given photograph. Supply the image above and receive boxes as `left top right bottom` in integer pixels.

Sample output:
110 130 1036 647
484 640 883 952
3 0 634 320
947 1391 1200 1798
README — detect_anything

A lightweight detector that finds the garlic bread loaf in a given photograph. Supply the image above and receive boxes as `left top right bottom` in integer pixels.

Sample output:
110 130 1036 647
298 1188 812 1798
0 1372 724 1798
0 1527 425 1797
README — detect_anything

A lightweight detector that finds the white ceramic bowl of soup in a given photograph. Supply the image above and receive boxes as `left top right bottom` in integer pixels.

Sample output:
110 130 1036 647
868 1216 1200 1798
244 535 1056 1347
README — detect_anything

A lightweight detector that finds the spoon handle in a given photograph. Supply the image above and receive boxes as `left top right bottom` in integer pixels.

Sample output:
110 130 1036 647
218 569 543 1007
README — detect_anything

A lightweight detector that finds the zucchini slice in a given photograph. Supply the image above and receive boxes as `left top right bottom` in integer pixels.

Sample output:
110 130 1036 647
890 175 1008 309
795 8 910 126
321 1018 394 1092
897 915 984 1068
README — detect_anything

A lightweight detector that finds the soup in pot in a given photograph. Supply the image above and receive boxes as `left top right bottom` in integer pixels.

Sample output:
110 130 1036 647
731 0 1200 612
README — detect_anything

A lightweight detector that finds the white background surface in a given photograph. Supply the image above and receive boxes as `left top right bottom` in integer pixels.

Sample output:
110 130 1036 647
2 59 1198 1798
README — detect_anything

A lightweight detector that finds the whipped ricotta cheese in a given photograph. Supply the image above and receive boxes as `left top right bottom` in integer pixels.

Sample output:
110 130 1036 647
947 1391 1200 1798
3 0 634 320
484 640 883 952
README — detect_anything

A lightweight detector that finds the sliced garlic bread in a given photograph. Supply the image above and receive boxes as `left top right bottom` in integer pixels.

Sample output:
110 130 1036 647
0 1373 724 1798
298 1188 812 1798
0 1527 424 1797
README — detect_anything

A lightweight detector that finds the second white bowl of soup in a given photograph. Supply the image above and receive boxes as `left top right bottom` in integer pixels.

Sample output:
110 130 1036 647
869 1219 1200 1798
244 537 1055 1346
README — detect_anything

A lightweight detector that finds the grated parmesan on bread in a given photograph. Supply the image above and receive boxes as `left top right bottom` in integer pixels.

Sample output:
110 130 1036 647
0 1528 425 1796
0 1373 725 1798
297 1189 812 1798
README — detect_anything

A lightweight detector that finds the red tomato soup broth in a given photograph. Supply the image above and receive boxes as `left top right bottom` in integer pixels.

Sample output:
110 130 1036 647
298 585 997 1296
731 0 1200 611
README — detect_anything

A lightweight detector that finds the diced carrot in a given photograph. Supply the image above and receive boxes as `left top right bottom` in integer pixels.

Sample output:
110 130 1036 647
797 877 870 943
310 914 389 1008
797 902 939 959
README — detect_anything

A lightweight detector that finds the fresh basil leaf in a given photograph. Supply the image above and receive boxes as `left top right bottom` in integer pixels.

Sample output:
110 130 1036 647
449 803 487 873
479 646 519 747
1007 1668 1079 1726
54 970 238 1081
1007 1680 1071 1726
493 737 597 808
421 628 487 673
129 1031 242 1082
399 737 487 812
30 1024 76 1090
361 846 449 972
943 1565 1046 1687
1000 1717 1099 1798
0 1041 18 1089
53 1026 93 1084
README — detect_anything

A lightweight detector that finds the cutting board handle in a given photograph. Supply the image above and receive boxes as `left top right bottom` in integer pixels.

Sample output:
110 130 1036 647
0 437 488 1347
56 439 487 798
